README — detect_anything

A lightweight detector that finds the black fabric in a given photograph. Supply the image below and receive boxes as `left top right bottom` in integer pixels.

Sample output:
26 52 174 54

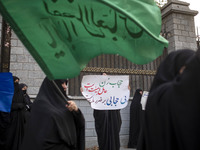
23 93 32 124
19 83 32 108
19 83 26 89
128 89 142 148
93 109 121 150
149 49 195 92
3 80 26 150
19 83 32 124
54 79 68 98
138 49 199 150
13 76 19 82
20 77 85 150
0 112 10 149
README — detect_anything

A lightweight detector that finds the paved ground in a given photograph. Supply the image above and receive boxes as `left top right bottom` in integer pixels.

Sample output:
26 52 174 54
86 146 136 150
120 147 136 150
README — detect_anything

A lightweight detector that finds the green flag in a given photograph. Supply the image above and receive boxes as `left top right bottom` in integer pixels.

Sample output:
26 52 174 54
0 0 168 79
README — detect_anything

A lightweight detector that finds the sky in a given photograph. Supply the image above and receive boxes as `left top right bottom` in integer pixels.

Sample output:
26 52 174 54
178 0 200 33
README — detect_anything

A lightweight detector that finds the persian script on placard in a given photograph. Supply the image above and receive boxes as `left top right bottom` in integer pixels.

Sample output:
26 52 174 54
81 75 130 110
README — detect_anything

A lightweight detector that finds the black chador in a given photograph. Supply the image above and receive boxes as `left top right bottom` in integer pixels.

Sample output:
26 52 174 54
149 49 195 92
137 49 199 150
128 89 142 148
4 77 26 150
93 109 121 150
20 78 85 150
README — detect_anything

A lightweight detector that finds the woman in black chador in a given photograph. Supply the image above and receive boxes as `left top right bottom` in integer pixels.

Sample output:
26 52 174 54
137 49 198 150
19 83 32 123
4 76 26 150
20 77 85 150
92 73 122 150
19 83 32 110
128 89 143 148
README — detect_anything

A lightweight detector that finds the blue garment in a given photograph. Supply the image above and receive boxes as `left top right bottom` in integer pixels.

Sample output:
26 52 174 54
0 72 14 112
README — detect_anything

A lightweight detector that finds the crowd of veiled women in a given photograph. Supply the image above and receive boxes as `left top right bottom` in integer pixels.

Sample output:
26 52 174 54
137 48 200 150
0 76 33 150
1 48 200 150
0 77 85 150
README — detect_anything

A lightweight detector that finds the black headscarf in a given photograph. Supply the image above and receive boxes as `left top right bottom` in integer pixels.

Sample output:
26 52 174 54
19 83 31 104
132 89 143 102
19 83 27 90
150 49 195 92
13 76 19 82
138 49 200 150
128 89 143 148
20 77 85 150
19 83 28 95
54 79 68 98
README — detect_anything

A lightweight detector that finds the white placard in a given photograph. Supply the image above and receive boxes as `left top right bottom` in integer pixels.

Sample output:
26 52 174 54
81 75 130 110
141 91 149 110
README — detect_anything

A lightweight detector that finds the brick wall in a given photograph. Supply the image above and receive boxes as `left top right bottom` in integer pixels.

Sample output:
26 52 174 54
10 31 45 97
